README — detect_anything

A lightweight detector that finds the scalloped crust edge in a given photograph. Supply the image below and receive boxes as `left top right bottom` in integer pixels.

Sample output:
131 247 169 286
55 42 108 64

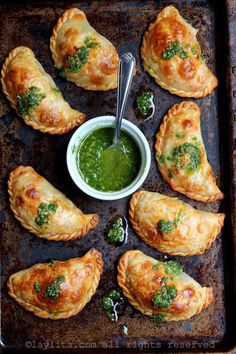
8 166 99 241
155 101 224 202
50 8 117 91
1 46 85 134
117 249 214 322
7 248 103 319
141 6 218 98
129 190 225 256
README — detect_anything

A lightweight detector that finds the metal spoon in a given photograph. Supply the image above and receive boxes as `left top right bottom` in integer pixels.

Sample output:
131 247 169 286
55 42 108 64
104 52 136 153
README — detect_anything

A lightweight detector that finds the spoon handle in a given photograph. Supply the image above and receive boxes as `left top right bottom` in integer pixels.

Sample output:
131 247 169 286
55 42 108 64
114 52 136 145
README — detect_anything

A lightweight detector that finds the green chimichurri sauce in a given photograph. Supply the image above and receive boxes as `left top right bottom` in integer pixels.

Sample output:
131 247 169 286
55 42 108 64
59 36 99 76
152 313 166 324
35 202 58 227
153 259 183 277
101 289 124 322
33 281 41 292
17 86 45 117
172 142 200 172
45 275 66 300
77 127 141 192
136 91 153 116
152 284 177 308
106 215 128 246
157 210 184 234
161 40 188 60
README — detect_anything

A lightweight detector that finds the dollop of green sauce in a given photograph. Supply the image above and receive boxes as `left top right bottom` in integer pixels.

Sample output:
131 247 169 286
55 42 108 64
101 289 123 322
107 216 125 245
152 313 166 324
48 260 55 267
35 202 58 227
136 91 153 116
17 86 45 117
152 285 177 308
33 281 41 293
77 127 141 192
172 142 200 172
45 275 66 300
161 40 188 60
60 36 99 76
157 210 184 234
164 260 183 276
152 259 183 277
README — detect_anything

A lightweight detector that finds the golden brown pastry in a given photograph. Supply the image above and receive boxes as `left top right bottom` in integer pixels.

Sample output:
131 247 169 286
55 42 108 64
129 191 224 256
117 250 213 322
141 6 218 97
8 248 103 319
50 8 118 91
1 46 85 134
155 101 223 202
8 166 99 241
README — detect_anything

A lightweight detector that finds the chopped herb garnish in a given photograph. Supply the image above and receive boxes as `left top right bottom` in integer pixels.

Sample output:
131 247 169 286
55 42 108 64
52 86 62 94
157 210 184 234
178 48 188 59
175 133 186 139
136 91 153 116
161 40 188 60
172 142 201 172
168 171 173 178
107 217 124 245
33 281 40 292
65 47 89 73
101 296 114 310
164 260 183 276
48 260 55 267
107 289 122 302
58 67 66 77
84 36 99 49
201 52 209 64
152 285 177 308
35 202 58 227
17 86 45 117
152 313 166 323
158 219 175 234
161 277 167 284
101 289 123 322
159 154 171 164
45 275 66 299
61 36 99 75
191 47 197 55
153 263 159 271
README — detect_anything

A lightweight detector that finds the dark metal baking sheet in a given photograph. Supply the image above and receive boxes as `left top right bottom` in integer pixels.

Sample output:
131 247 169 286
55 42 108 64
0 0 235 353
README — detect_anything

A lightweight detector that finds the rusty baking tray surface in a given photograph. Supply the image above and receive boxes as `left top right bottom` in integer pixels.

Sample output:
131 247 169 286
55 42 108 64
0 0 235 353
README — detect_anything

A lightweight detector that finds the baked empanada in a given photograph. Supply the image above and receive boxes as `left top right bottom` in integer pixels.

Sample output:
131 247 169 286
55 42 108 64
117 250 213 322
8 166 99 241
155 101 223 202
141 6 218 97
50 8 118 91
1 46 85 134
129 191 224 256
8 248 103 319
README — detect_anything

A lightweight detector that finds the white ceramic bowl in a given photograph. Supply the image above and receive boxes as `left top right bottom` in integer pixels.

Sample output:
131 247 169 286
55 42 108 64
66 115 151 201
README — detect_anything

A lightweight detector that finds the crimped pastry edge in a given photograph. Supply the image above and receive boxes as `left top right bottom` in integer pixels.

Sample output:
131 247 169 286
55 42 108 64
117 249 214 321
50 8 117 91
1 46 85 134
155 101 224 202
7 248 103 319
8 166 99 241
140 6 218 98
129 190 225 256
